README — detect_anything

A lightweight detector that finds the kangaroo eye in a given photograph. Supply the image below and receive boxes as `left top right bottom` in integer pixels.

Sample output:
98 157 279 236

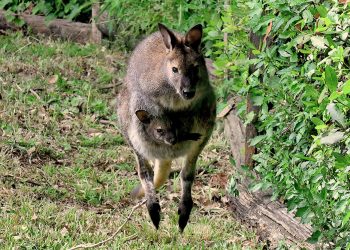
172 67 178 73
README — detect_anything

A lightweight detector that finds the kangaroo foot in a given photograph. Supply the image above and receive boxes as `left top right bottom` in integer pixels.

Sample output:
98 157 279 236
147 199 161 229
178 198 193 232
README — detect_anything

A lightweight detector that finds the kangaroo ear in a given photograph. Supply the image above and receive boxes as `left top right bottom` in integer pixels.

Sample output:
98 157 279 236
185 24 203 51
135 110 151 124
158 23 178 50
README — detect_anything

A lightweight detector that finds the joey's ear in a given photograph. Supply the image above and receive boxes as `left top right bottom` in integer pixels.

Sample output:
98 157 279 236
135 110 151 124
158 23 178 50
185 24 203 51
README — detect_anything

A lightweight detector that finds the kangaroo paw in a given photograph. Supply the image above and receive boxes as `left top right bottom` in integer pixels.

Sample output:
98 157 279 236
178 198 193 232
147 200 161 229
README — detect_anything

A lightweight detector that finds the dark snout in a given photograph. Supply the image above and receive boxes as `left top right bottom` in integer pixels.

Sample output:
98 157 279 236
165 135 177 145
181 88 196 99
180 77 196 100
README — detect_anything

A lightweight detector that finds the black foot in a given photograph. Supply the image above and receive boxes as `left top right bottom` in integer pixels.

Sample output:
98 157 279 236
178 199 193 232
147 200 161 229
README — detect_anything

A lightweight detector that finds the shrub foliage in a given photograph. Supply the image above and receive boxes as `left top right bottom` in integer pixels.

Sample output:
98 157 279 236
209 0 350 247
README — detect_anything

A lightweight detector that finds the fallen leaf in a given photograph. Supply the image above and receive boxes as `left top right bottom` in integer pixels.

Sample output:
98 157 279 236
263 21 273 43
327 103 345 127
31 214 38 221
27 146 36 156
210 173 228 188
61 227 68 237
320 131 345 145
48 75 59 84
14 235 22 241
310 36 328 49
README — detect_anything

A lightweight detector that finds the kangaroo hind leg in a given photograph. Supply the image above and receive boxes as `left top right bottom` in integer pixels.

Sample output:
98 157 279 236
131 159 172 198
135 153 161 229
178 145 203 232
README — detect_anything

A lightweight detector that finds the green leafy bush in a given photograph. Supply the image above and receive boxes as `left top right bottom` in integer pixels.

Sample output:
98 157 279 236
1 0 221 50
0 0 93 25
209 0 350 247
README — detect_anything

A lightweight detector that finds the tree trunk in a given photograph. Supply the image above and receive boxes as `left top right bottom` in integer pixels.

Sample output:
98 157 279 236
91 3 102 44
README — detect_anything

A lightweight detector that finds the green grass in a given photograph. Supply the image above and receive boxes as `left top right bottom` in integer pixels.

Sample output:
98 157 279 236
0 32 263 249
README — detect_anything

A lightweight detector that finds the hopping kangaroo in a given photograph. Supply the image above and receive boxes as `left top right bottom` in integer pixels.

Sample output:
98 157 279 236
117 23 216 231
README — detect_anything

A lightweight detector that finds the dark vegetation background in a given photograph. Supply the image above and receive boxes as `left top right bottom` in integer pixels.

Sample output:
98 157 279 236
1 0 350 247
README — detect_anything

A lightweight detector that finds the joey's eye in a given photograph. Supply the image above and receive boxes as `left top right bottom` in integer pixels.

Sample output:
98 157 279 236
156 128 164 134
172 67 178 73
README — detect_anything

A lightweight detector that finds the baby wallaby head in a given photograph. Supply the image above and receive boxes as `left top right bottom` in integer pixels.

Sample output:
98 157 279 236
158 23 205 101
135 110 177 146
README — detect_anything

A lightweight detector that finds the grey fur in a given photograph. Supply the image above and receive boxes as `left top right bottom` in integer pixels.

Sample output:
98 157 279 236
116 23 216 231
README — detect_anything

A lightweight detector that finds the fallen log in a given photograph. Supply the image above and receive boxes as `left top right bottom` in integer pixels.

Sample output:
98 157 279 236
0 10 108 43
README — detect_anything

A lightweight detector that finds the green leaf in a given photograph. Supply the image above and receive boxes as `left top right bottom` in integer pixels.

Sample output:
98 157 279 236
316 5 328 18
249 182 264 192
342 211 350 226
329 91 341 101
342 79 350 95
333 152 350 169
307 230 321 243
294 153 316 162
0 0 12 9
279 50 291 57
250 135 265 146
318 87 328 104
283 15 300 32
244 111 255 125
227 177 239 197
229 156 236 167
296 206 309 217
325 66 338 92
315 124 327 130
311 117 325 126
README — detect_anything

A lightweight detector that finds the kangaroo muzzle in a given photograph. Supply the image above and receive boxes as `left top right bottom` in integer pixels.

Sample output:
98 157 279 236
165 135 177 145
180 77 196 100
181 88 195 99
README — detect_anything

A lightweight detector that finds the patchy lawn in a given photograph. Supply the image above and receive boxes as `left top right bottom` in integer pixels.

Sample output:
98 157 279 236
0 32 263 249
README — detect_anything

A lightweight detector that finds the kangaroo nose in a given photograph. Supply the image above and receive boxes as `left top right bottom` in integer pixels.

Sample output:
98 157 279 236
181 89 195 99
165 137 177 145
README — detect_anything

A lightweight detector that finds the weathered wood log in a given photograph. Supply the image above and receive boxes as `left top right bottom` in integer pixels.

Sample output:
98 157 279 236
0 10 91 43
0 10 113 43
224 108 315 249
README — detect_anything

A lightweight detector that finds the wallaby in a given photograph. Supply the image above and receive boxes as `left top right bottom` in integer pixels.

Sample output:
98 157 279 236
119 23 216 232
117 86 204 228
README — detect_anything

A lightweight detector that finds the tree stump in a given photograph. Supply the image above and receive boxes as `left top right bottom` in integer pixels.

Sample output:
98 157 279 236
224 107 314 249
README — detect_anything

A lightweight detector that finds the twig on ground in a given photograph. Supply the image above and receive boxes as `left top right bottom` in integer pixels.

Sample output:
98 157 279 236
97 82 122 90
14 42 32 54
29 89 41 100
67 199 146 250
2 174 41 187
